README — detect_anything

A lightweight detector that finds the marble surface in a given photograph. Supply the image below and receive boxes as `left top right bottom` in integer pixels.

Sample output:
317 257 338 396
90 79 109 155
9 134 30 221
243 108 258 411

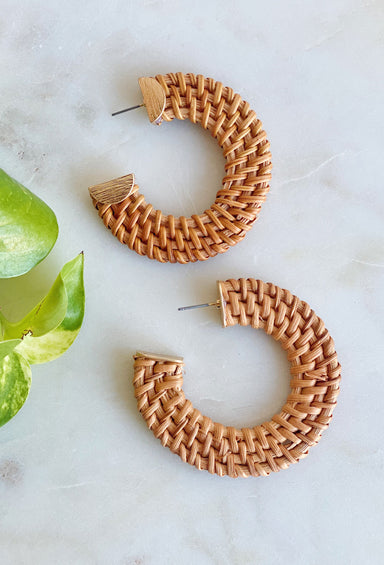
1 1 383 563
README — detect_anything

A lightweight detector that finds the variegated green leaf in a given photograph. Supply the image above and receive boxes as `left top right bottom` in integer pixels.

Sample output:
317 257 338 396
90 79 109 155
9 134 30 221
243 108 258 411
2 275 68 340
0 351 31 427
16 253 84 364
0 169 58 278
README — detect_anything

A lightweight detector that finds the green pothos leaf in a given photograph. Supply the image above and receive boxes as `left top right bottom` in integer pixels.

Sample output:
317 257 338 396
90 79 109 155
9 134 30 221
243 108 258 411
0 254 84 427
0 351 31 427
1 274 68 340
15 253 85 364
0 169 58 278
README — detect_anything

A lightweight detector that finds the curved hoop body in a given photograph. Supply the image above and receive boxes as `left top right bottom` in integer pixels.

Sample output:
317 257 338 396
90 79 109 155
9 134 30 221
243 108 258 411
91 73 272 263
133 279 341 478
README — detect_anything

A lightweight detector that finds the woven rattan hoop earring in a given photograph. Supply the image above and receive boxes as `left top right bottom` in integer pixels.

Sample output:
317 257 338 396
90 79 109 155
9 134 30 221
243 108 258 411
133 278 341 478
89 73 272 264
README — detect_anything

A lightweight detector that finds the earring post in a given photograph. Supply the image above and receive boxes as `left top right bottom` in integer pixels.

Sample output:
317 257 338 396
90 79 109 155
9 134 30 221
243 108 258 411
178 301 220 312
111 103 144 117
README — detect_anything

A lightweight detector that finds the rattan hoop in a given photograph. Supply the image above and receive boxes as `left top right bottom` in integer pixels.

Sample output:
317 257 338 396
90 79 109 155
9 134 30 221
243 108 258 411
133 278 341 478
90 72 272 264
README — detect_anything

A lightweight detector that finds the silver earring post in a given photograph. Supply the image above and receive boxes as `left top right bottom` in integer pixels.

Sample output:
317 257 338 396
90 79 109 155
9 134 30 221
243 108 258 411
178 301 220 312
111 103 144 117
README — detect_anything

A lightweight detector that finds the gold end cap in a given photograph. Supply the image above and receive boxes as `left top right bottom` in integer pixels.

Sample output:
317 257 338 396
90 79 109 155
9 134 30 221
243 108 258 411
217 280 228 328
138 77 166 125
88 173 134 205
134 351 184 364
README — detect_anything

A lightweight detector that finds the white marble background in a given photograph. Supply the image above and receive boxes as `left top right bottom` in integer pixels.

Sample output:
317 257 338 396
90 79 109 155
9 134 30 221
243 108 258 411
0 1 383 563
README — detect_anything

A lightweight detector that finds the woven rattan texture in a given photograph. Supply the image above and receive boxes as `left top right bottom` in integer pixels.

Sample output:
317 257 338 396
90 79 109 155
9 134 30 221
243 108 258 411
92 72 272 263
133 279 341 478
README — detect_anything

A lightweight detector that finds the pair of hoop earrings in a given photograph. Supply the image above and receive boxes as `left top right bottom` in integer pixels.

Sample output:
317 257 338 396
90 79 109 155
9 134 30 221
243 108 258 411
89 72 341 478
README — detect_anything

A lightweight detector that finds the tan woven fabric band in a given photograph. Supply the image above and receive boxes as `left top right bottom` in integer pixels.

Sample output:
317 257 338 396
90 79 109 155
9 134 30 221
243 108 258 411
91 72 272 263
133 278 341 478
